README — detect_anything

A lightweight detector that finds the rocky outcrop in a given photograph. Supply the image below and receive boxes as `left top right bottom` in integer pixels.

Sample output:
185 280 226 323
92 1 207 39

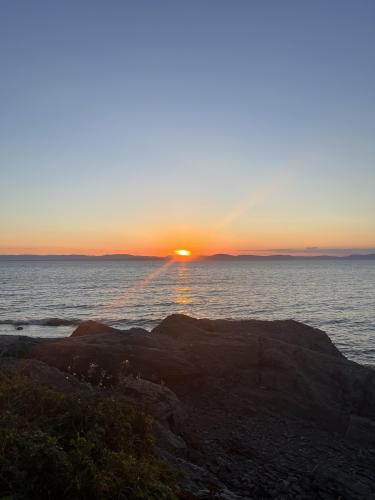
70 320 149 338
71 320 121 337
0 356 90 393
1 314 375 498
0 335 43 357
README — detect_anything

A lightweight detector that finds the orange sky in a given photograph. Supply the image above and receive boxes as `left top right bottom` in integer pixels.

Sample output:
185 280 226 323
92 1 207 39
1 2 375 258
2 165 374 257
1 222 374 257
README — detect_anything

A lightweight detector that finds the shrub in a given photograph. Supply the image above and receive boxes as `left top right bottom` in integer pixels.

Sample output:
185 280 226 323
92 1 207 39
0 374 176 499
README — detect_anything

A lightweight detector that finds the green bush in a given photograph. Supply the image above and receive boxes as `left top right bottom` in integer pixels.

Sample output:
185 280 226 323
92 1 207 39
0 374 176 499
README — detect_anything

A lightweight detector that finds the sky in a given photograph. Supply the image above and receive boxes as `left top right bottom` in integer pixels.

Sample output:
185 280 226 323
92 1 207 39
0 0 374 256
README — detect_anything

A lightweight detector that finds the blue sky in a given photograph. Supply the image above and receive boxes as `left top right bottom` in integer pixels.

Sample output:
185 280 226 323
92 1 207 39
0 0 374 255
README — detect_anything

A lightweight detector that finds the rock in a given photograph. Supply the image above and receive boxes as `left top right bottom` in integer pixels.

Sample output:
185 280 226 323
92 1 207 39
0 335 44 358
153 420 187 451
170 457 240 499
2 314 375 498
71 320 123 337
0 356 90 393
345 414 375 446
2 314 375 429
115 375 185 430
153 314 343 358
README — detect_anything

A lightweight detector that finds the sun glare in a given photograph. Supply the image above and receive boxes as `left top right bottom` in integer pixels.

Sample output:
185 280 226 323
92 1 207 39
175 249 191 257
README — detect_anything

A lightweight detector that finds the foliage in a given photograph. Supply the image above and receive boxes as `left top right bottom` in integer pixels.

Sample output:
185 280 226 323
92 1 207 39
0 374 176 499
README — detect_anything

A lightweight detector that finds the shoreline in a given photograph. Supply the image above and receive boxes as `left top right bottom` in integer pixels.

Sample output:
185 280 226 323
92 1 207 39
0 315 373 366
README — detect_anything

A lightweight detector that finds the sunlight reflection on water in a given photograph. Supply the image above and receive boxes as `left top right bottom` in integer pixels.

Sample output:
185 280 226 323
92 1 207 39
0 259 374 364
175 263 192 308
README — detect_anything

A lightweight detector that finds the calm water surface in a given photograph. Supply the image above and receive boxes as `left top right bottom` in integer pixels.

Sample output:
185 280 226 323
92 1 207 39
0 260 374 364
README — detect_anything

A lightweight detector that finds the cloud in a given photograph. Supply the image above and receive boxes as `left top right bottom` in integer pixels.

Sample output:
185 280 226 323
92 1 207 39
237 247 375 256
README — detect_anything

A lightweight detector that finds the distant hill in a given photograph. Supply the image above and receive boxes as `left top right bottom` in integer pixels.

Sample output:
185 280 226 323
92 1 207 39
0 254 166 261
345 254 375 260
202 253 375 261
0 253 374 261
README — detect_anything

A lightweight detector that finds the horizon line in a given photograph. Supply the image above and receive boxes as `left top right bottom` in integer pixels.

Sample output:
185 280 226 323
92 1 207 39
0 252 375 260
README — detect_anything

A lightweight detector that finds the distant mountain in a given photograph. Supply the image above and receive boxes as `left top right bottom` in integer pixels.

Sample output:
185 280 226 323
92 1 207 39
203 253 375 261
99 254 165 261
0 254 166 261
0 253 374 261
344 254 375 260
203 254 296 260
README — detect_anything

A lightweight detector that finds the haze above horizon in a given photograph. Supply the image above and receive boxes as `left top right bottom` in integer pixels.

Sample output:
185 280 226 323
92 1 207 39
1 1 374 256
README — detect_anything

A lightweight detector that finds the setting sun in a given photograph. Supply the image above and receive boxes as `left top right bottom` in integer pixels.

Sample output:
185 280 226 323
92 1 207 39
175 249 192 257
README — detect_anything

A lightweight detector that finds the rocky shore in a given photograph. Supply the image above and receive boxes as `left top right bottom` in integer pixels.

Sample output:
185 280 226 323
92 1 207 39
1 314 375 499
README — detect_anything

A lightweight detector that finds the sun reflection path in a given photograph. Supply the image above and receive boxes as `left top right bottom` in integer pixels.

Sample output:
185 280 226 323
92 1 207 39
103 258 175 312
101 257 195 319
175 262 192 311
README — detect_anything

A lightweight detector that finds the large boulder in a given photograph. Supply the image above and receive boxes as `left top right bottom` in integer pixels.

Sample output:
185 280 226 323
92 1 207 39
71 320 122 337
153 314 342 358
0 335 43 357
0 356 90 393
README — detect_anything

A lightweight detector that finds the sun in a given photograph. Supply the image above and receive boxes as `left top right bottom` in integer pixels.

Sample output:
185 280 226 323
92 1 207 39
175 249 191 257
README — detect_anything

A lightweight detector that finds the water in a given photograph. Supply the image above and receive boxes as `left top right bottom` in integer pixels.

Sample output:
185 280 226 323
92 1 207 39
0 259 374 364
